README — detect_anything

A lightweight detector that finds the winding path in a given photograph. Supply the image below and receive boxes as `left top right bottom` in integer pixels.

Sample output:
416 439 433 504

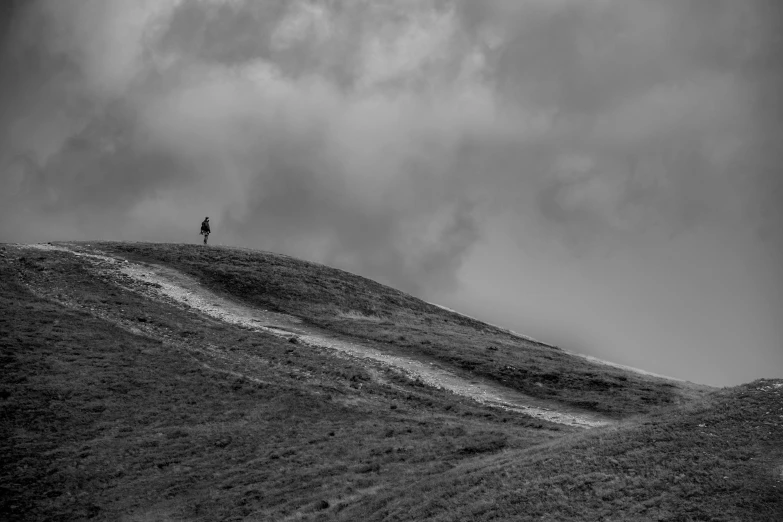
19 243 611 428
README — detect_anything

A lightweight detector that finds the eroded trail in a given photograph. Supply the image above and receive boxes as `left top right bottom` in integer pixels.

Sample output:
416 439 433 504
18 243 610 428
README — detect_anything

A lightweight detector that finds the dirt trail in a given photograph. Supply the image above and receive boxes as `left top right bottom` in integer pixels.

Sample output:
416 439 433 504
19 243 610 428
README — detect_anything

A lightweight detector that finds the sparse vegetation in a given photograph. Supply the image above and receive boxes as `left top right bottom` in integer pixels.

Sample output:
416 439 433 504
96 242 706 418
2 242 779 521
0 247 557 521
346 380 783 521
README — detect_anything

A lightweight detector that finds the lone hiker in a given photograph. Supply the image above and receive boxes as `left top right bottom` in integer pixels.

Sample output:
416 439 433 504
200 217 211 244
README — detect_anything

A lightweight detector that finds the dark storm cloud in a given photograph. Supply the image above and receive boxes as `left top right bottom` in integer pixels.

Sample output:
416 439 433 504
0 0 486 292
481 0 778 244
0 0 781 306
3 1 778 252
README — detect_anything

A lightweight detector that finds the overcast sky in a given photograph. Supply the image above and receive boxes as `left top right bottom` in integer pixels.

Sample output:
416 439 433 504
1 0 781 386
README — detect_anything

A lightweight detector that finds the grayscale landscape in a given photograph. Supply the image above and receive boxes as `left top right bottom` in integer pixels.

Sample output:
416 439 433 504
1 242 780 520
1 1 782 520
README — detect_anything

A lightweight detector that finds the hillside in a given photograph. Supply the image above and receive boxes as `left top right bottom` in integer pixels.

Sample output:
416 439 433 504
1 241 780 521
337 380 783 521
95 242 705 418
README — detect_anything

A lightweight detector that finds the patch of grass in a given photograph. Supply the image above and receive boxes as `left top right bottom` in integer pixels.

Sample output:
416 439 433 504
340 380 783 521
92 242 708 418
2 244 774 520
1 250 558 521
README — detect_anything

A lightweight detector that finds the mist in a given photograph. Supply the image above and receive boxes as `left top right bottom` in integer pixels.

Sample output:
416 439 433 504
1 0 781 386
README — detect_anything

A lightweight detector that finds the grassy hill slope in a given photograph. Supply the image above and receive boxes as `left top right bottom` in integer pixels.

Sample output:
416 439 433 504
339 380 783 521
2 242 779 521
96 242 706 419
0 245 558 521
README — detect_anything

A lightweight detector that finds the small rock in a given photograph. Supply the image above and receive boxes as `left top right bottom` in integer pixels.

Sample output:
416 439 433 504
137 317 148 322
314 500 329 511
289 337 299 344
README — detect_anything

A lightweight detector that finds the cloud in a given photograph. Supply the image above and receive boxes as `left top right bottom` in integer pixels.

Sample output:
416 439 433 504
271 2 333 52
0 0 781 296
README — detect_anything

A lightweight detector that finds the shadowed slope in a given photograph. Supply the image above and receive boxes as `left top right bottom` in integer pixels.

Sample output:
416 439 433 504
0 246 558 521
94 241 710 419
341 380 783 521
1 242 775 521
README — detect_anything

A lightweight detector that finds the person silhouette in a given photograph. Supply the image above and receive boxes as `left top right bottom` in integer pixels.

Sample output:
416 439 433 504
200 217 210 244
